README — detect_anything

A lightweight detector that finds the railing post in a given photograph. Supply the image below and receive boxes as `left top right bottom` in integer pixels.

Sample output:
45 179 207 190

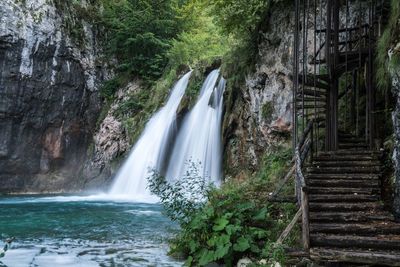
301 188 310 251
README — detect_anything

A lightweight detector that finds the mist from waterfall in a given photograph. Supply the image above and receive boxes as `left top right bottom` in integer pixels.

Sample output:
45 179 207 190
165 69 225 186
109 71 192 202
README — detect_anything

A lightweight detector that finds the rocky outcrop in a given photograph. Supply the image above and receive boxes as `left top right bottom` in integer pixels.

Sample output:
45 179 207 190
393 71 400 218
82 82 140 189
223 4 294 178
0 0 108 192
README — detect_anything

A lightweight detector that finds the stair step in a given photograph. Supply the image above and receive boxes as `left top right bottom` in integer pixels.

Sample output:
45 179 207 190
298 75 330 90
305 173 380 180
310 222 400 235
318 150 382 156
307 166 382 174
312 160 381 167
309 194 379 202
308 187 378 195
339 138 367 143
309 202 383 212
310 211 394 223
307 179 380 187
310 248 400 266
298 89 327 97
338 143 369 149
296 96 326 102
310 234 400 250
315 155 380 161
298 104 327 109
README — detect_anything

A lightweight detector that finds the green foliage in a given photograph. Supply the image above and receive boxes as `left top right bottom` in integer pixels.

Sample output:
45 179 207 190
116 68 182 144
261 101 274 121
148 145 296 266
203 0 271 38
167 16 228 68
100 0 184 81
376 0 400 90
258 145 292 183
100 78 122 100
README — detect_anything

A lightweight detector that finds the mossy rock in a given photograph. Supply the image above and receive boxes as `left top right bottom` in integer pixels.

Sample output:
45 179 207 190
261 101 274 122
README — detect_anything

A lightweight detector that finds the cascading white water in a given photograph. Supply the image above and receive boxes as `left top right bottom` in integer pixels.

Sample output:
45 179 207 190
165 69 226 185
109 71 192 202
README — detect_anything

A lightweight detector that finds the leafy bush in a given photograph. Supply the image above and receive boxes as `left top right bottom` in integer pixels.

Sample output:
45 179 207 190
148 145 296 266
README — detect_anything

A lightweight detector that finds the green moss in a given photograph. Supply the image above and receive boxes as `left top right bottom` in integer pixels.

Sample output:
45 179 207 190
111 68 181 145
257 144 292 185
261 101 274 121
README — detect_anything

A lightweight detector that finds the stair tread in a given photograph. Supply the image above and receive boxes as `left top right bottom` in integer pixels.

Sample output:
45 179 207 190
311 233 400 242
318 150 382 155
307 179 380 186
309 202 384 211
315 156 380 161
309 194 379 202
312 161 381 166
305 173 380 179
310 247 400 266
307 166 382 173
310 233 400 250
310 211 394 222
308 187 378 194
310 222 400 235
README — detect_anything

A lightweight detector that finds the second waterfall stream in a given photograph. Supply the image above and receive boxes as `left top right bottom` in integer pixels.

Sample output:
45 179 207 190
109 69 225 202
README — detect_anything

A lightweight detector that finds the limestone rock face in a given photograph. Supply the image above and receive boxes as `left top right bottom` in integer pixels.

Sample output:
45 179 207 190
82 82 140 190
392 69 400 218
223 4 294 177
0 0 108 192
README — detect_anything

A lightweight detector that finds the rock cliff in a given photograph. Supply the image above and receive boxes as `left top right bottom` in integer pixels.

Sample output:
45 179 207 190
223 4 295 179
0 0 107 192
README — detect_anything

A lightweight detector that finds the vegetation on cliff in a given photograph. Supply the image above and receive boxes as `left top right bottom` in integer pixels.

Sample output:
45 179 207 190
377 0 400 89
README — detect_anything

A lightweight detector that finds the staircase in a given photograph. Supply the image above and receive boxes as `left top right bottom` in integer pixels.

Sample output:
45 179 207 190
305 139 400 266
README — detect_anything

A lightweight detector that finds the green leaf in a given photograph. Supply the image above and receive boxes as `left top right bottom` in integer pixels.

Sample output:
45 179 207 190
236 202 255 212
184 256 193 266
189 240 198 253
212 217 229 231
225 224 241 235
253 207 269 221
214 243 231 259
198 249 215 266
233 237 251 252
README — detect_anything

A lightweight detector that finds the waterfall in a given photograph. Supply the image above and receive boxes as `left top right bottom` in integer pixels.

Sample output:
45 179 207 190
109 71 192 202
165 69 226 185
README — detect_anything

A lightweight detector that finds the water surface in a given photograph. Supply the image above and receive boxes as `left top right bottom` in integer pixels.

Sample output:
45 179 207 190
0 195 182 267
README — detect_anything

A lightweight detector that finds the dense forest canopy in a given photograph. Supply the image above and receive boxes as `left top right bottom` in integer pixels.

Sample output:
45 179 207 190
97 0 275 84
